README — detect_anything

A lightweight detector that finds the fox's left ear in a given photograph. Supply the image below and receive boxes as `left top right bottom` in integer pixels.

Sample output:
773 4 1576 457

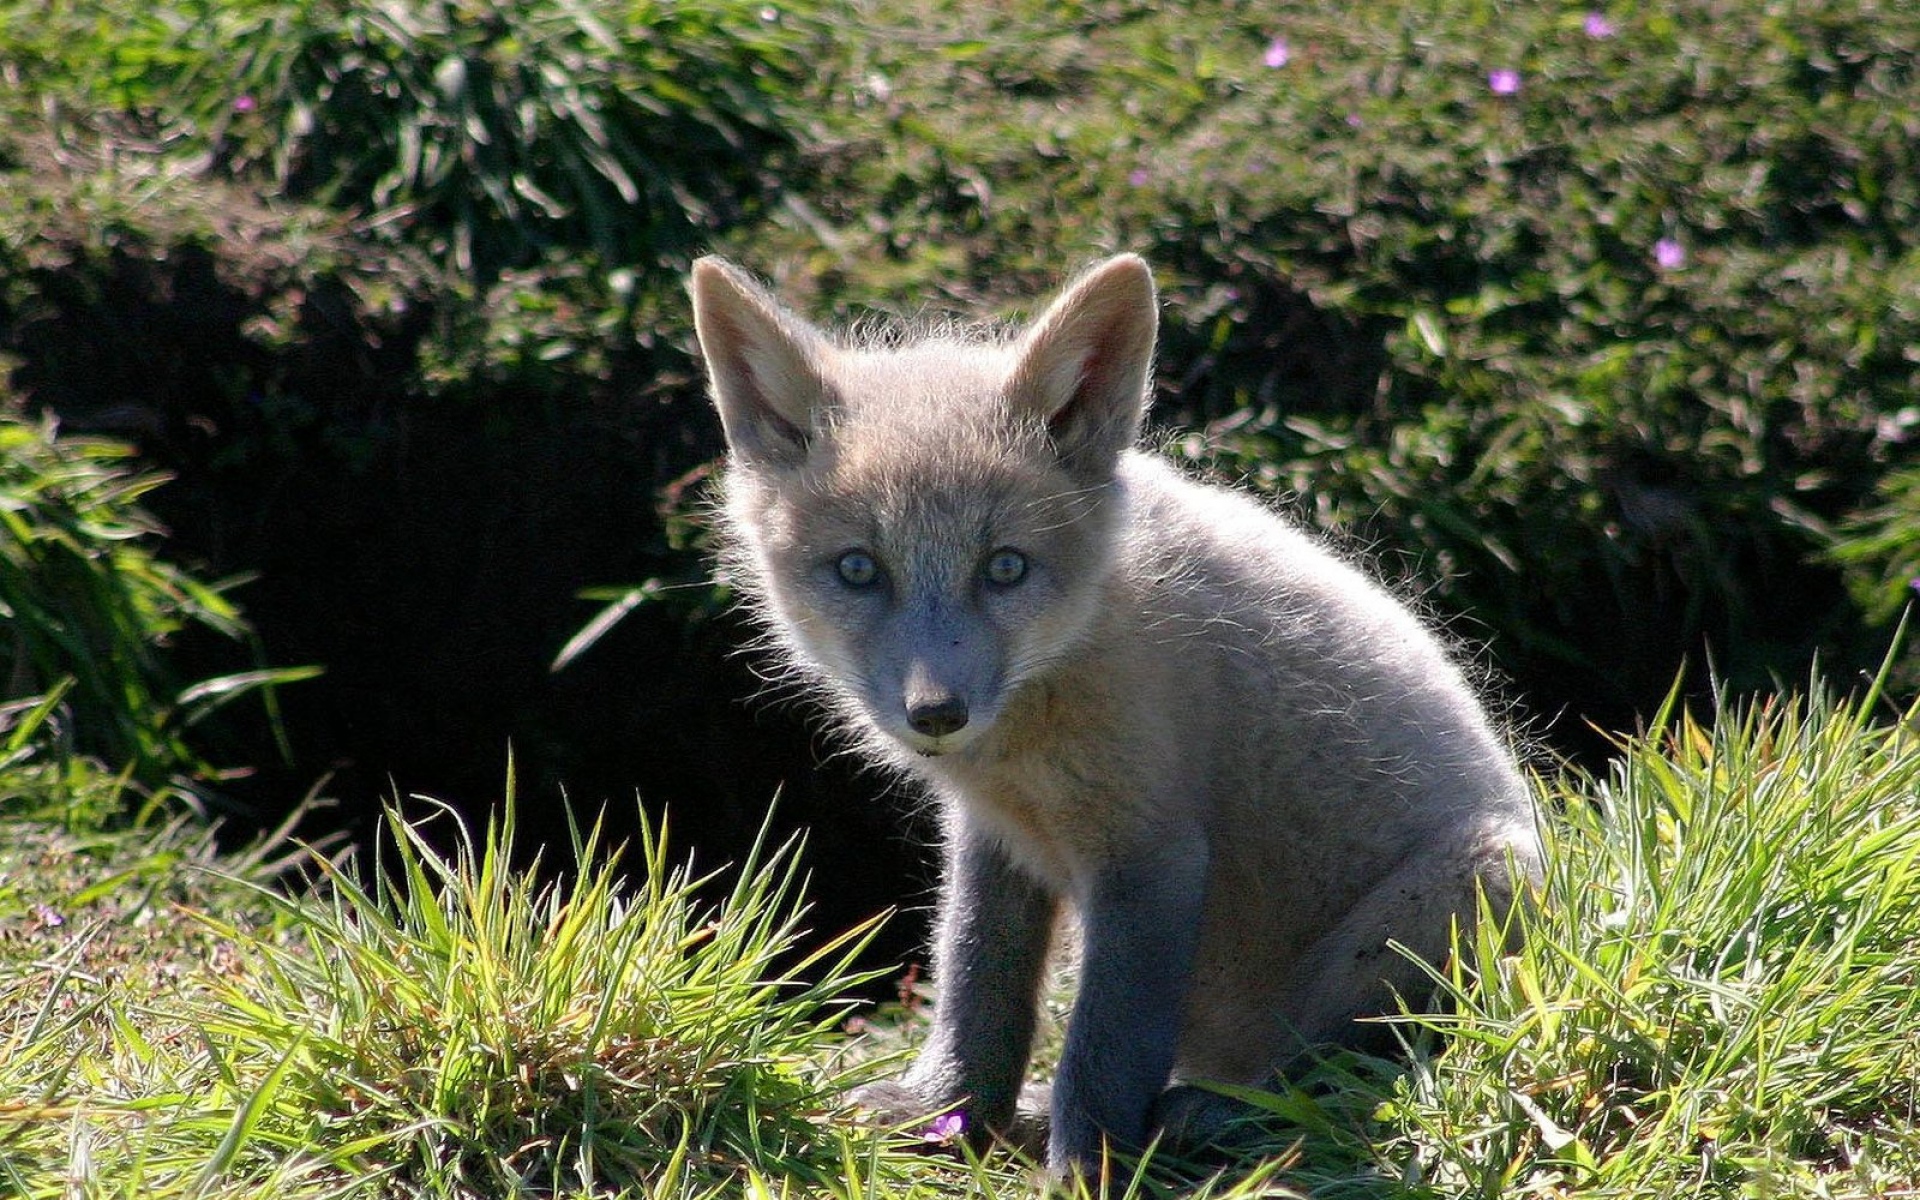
1008 254 1157 477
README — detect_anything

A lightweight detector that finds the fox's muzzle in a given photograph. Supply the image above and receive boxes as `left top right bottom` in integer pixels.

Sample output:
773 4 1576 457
897 646 986 754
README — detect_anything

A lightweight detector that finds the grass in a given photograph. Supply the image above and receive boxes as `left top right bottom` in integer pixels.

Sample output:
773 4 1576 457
0 769 908 1198
1391 670 1920 1196
2 665 1917 1198
0 412 320 788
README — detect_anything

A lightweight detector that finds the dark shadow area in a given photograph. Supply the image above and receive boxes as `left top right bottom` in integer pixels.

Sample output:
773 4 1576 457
2 220 1893 995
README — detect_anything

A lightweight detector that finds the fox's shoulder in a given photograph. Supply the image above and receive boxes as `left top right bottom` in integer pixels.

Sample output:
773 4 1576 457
1112 449 1422 632
1114 450 1319 561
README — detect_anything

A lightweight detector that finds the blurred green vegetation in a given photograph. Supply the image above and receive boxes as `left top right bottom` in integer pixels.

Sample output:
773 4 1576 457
9 0 813 281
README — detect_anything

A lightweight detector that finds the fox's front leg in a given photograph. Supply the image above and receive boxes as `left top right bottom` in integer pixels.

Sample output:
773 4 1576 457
856 819 1058 1138
1049 836 1209 1174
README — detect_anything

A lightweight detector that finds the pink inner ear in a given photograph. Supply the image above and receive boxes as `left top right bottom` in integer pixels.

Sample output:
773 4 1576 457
1046 349 1107 433
1068 313 1142 395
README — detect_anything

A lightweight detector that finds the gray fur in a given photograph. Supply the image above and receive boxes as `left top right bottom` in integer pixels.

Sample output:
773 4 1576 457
688 254 1543 1177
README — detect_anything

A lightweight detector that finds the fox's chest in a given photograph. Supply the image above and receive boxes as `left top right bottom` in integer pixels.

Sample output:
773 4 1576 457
943 768 1092 892
927 722 1174 898
920 632 1199 893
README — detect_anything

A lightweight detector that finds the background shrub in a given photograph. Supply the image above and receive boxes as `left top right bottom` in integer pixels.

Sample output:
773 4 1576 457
12 0 815 282
0 411 308 794
0 0 1915 962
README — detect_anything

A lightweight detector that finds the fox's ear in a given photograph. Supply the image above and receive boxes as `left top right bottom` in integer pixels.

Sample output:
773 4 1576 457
689 257 834 467
1008 254 1157 476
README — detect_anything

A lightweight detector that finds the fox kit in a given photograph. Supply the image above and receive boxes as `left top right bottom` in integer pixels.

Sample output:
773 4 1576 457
689 254 1541 1175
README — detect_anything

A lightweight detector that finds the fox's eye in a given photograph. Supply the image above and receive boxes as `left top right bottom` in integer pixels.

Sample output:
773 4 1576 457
836 550 880 587
983 548 1028 587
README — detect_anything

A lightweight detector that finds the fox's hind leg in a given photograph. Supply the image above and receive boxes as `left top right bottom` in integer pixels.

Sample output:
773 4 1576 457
1276 816 1537 1054
1156 817 1539 1153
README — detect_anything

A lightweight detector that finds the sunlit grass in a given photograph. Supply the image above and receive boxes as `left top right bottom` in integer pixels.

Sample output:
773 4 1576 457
0 773 901 1198
193 793 887 1196
1386 667 1920 1197
4 666 1918 1198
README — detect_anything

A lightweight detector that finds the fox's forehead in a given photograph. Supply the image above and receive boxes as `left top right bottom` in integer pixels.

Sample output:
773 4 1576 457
827 339 1018 411
815 342 1041 468
746 337 1111 554
780 420 1086 554
808 429 1067 533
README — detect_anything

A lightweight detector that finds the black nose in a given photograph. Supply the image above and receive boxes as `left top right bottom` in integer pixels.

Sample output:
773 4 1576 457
907 696 969 738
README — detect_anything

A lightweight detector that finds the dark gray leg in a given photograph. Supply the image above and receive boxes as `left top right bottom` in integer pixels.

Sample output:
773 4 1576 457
857 818 1059 1135
1048 837 1209 1173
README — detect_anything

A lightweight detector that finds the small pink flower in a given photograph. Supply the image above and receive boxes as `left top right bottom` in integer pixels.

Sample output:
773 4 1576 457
922 1111 967 1143
1583 12 1616 38
1487 68 1521 96
1654 238 1687 270
233 94 257 113
1263 37 1291 69
1128 167 1150 187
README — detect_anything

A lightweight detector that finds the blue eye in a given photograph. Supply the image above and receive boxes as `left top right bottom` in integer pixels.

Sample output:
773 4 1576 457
836 550 880 587
983 548 1027 586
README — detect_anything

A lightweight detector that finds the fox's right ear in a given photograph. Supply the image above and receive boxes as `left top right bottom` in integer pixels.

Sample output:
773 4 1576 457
689 257 833 467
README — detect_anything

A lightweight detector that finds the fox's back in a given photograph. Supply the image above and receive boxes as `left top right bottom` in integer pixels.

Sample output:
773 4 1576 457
937 447 1526 860
1115 452 1523 819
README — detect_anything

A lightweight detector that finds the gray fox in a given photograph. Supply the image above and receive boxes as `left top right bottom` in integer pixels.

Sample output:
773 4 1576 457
689 253 1541 1176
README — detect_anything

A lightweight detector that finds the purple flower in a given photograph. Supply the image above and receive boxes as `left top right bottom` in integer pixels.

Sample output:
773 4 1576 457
1908 576 1920 597
1128 167 1150 187
1263 37 1291 69
233 94 257 113
1487 68 1521 96
922 1111 967 1143
1654 238 1687 270
1583 12 1617 38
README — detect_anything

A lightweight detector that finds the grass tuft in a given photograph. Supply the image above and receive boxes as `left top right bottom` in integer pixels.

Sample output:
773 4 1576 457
1386 668 1920 1195
1 774 893 1198
182 786 886 1196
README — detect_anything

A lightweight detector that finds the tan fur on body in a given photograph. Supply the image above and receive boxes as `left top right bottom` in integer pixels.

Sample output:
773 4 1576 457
689 254 1542 1176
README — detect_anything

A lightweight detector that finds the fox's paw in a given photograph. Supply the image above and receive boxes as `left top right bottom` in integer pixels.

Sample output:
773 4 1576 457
847 1079 938 1125
1153 1083 1267 1156
848 1080 975 1150
1003 1082 1051 1160
847 1079 1051 1159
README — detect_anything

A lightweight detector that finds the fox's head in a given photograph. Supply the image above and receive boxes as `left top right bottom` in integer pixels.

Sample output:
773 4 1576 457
690 255 1158 762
